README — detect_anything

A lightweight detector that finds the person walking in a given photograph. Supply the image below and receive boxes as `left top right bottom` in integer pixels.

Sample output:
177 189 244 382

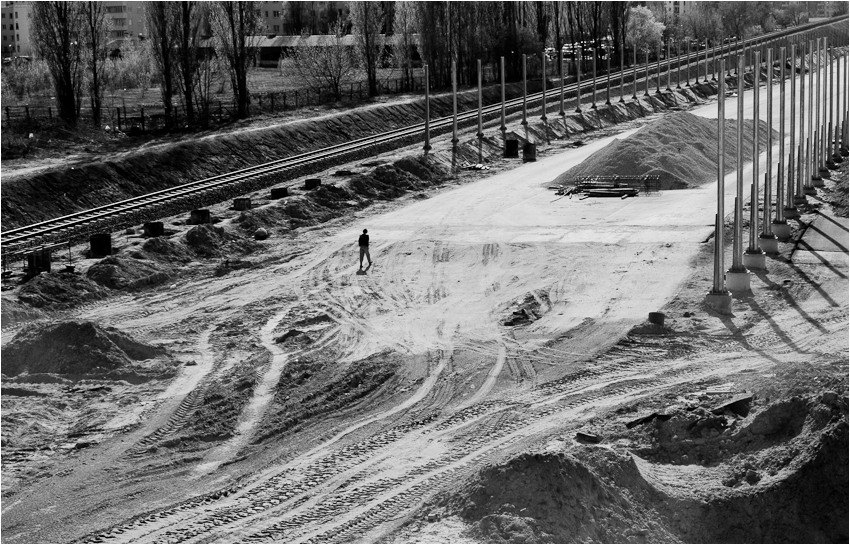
358 228 372 269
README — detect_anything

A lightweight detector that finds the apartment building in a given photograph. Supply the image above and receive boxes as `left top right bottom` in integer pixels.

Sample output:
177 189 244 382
1 1 32 58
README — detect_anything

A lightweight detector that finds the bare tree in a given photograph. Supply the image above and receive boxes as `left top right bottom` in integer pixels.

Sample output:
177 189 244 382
393 1 418 91
209 1 261 118
350 1 385 97
31 1 84 126
81 1 109 126
146 1 177 126
284 21 357 101
174 1 202 126
627 5 664 56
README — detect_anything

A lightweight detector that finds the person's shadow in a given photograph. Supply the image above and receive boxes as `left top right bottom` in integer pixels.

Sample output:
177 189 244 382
356 263 372 275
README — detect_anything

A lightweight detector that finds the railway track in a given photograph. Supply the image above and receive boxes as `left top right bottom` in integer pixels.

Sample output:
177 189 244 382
2 16 845 260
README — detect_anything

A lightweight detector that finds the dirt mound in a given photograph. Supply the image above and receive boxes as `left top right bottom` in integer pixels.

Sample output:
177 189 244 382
1 320 171 381
138 236 194 263
554 112 772 189
86 255 171 290
456 450 667 543
15 271 109 310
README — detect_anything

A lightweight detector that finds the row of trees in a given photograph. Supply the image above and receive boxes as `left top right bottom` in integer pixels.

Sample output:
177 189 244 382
29 1 257 127
19 1 839 129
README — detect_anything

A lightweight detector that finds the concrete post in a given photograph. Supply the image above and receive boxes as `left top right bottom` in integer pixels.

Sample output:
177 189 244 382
774 47 790 240
830 42 839 164
785 43 799 219
727 55 750 291
813 39 823 183
760 47 777 253
500 56 506 135
423 63 431 153
706 59 732 314
666 41 671 91
686 41 691 87
541 51 548 120
820 38 828 173
795 41 807 205
451 60 458 146
644 49 650 97
745 49 766 270
843 53 848 153
807 40 816 191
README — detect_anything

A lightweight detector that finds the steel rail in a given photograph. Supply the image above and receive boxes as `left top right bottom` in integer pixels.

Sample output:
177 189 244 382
2 16 845 255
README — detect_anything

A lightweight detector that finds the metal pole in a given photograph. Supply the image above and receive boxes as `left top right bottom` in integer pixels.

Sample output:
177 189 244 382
777 47 786 222
666 41 671 91
676 40 682 89
605 42 611 105
559 50 565 117
423 63 431 152
686 41 691 87
762 47 774 237
591 48 597 109
645 49 650 97
712 58 727 294
843 52 848 151
575 50 582 112
522 54 528 125
656 44 662 94
821 37 828 170
619 45 625 103
632 47 638 100
500 56 506 135
477 59 483 139
541 51 548 120
451 59 458 146
814 38 822 177
732 54 745 272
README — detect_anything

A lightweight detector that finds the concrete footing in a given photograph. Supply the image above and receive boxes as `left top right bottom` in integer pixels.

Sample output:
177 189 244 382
522 143 537 162
270 187 289 199
233 197 252 211
90 233 112 257
772 221 792 241
793 195 808 206
812 177 825 188
26 248 52 276
189 209 211 225
504 139 519 158
759 234 779 254
304 178 322 190
726 268 751 293
144 221 164 237
743 250 766 270
704 290 733 314
783 206 800 220
804 185 817 195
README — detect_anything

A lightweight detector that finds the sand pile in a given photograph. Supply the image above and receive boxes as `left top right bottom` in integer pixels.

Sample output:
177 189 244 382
1 320 171 381
86 255 171 290
15 272 108 310
554 112 772 190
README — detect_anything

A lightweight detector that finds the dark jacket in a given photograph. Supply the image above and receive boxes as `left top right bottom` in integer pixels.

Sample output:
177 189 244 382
358 233 369 247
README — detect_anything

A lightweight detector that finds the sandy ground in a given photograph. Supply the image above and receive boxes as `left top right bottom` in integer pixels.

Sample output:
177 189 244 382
1 60 848 544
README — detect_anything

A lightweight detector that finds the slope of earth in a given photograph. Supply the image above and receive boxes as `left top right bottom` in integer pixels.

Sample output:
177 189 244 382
553 111 773 189
1 61 847 544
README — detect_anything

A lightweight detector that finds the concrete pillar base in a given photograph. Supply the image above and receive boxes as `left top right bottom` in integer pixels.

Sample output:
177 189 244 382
804 185 817 195
812 177 825 188
832 153 844 163
726 268 751 292
759 234 779 254
783 206 800 220
826 160 837 170
793 195 808 206
743 250 766 270
818 166 830 176
772 221 792 241
705 291 733 315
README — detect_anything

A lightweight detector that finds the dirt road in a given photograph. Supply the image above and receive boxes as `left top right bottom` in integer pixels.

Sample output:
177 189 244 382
2 65 847 543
